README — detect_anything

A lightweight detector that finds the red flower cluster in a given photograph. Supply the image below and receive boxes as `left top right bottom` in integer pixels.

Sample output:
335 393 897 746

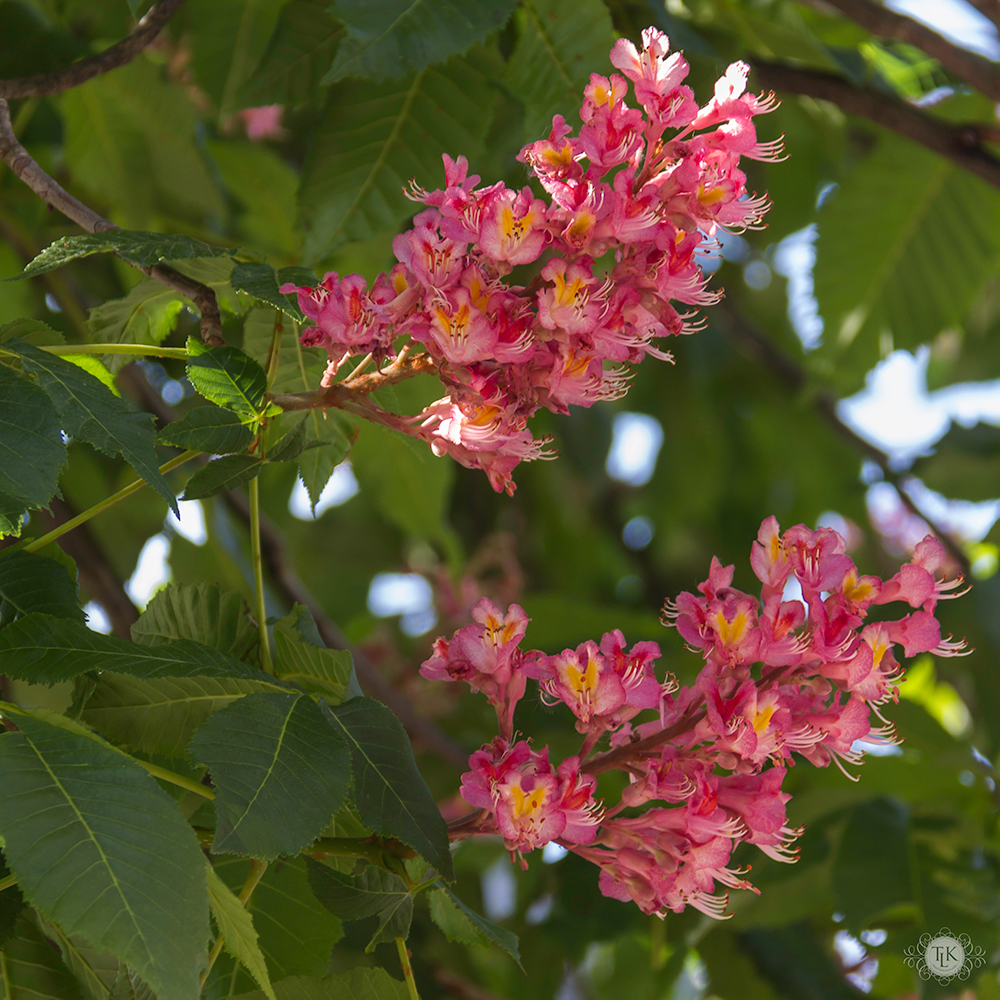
422 519 968 918
282 29 781 494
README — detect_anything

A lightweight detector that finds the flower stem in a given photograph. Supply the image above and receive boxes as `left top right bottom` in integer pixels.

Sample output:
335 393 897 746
396 937 421 1000
248 475 273 674
201 859 268 988
22 449 200 554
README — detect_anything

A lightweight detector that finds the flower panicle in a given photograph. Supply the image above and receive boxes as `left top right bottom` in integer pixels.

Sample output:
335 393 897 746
421 518 969 920
282 28 780 494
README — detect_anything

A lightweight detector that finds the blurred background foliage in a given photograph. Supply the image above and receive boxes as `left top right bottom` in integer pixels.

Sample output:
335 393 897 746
2 0 1000 996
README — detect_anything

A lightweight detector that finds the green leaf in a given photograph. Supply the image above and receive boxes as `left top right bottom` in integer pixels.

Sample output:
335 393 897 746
208 147 302 259
832 797 913 930
229 968 409 1000
182 455 263 500
428 886 520 963
324 0 518 83
305 861 412 951
305 860 408 921
57 59 228 228
79 673 290 757
230 265 312 322
86 279 184 369
206 867 276 1000
241 308 314 394
272 607 360 704
168 259 248 318
267 417 310 463
0 319 66 348
0 551 82 629
350 421 454 546
131 583 259 663
189 692 351 859
208 857 342 985
325 697 454 880
241 0 344 106
4 340 176 514
33 914 120 1000
18 231 236 281
912 422 1000 502
300 54 497 262
0 714 210 1000
503 0 615 139
186 339 269 423
0 856 25 951
295 421 353 513
813 132 1000 388
107 966 157 1000
189 0 285 118
158 408 254 456
0 613 268 685
0 917 85 1000
0 362 67 537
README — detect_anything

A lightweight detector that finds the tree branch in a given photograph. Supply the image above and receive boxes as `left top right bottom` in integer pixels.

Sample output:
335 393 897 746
714 305 972 576
818 0 1000 102
0 97 224 345
753 62 1000 193
0 0 187 99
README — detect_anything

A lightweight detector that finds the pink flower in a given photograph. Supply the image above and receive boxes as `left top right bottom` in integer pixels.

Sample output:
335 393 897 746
476 187 549 269
238 105 286 141
420 598 531 738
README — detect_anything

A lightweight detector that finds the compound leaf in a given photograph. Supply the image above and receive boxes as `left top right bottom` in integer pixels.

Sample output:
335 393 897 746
300 54 496 261
503 0 615 139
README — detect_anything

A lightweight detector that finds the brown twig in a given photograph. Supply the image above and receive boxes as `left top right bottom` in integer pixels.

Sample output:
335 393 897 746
0 0 187 99
714 305 972 576
753 62 1000 194
818 0 1000 102
0 98 224 344
269 355 439 413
